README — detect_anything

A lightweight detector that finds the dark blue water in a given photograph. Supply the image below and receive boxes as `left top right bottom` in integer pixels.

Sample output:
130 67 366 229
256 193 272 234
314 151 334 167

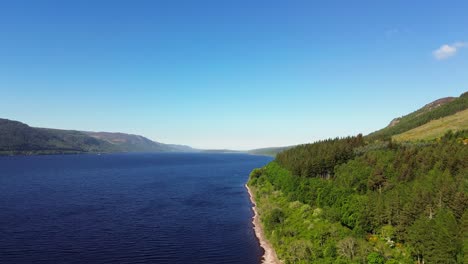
0 153 272 263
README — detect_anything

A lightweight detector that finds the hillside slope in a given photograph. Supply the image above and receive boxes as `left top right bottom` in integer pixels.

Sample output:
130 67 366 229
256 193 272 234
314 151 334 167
84 131 195 152
0 118 194 155
0 119 116 154
84 131 176 152
368 92 468 140
393 108 468 141
248 92 468 264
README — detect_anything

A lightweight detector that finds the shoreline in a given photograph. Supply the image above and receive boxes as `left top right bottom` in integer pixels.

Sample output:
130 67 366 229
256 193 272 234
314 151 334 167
245 184 282 264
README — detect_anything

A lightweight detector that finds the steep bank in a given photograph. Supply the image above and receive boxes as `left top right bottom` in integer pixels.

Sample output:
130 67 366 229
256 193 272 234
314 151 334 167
245 184 282 264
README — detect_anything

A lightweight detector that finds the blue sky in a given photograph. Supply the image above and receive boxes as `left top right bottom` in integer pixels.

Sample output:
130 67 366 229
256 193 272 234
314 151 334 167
0 1 467 149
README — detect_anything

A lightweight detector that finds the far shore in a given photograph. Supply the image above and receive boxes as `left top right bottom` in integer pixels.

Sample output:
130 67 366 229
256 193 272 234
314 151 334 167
245 184 282 264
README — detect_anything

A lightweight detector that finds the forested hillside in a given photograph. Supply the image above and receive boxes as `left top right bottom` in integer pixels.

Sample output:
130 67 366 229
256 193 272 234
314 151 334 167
0 118 194 155
0 119 116 154
248 131 467 263
248 92 468 263
84 131 194 152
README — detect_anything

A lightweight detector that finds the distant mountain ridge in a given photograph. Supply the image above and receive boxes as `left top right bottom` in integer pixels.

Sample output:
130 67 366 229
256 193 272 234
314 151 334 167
0 118 195 155
3 92 466 156
0 117 286 156
83 131 194 152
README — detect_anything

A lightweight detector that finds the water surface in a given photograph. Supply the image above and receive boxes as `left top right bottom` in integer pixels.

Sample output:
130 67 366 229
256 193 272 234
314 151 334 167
0 153 272 263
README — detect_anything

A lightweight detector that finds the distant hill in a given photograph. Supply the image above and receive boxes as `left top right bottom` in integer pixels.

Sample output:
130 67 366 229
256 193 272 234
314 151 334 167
0 117 292 156
83 131 194 152
0 118 195 155
199 146 294 156
201 149 243 154
368 91 468 140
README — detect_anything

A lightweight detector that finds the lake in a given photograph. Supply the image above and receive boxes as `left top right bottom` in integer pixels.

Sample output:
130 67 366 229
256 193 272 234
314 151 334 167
0 153 272 263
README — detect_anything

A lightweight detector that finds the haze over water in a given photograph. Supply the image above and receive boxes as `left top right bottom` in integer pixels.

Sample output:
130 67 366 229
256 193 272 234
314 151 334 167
0 153 272 264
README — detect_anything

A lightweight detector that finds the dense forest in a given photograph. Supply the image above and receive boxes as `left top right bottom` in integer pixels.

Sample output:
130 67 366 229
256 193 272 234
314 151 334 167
248 131 467 263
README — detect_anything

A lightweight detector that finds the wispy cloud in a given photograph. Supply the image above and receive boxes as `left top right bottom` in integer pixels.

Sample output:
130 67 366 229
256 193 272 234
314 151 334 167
433 42 467 60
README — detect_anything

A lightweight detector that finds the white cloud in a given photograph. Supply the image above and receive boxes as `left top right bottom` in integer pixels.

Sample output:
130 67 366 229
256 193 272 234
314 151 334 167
433 42 467 60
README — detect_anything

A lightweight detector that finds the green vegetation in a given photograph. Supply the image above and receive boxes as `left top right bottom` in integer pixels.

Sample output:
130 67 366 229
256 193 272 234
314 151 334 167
0 119 114 155
248 132 467 263
248 91 468 264
368 92 468 141
276 135 365 178
0 118 193 155
393 108 468 142
248 146 294 157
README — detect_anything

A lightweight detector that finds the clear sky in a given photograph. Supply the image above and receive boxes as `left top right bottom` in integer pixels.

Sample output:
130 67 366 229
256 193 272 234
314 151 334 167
1 1 467 150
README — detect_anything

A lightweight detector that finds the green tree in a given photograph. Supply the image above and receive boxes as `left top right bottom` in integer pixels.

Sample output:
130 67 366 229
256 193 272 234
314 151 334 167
367 252 385 264
462 211 468 264
264 208 285 230
430 209 460 263
407 216 432 264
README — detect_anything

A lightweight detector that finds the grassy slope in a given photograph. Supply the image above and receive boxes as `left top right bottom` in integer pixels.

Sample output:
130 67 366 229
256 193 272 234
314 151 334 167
393 108 468 141
367 92 468 140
